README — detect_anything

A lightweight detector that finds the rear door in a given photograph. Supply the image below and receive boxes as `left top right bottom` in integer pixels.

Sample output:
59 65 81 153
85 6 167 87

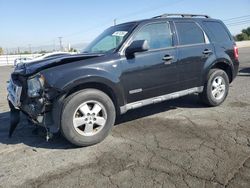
174 21 214 90
202 21 237 61
202 21 239 78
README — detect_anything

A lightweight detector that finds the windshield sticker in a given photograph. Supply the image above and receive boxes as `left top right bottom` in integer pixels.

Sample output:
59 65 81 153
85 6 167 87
112 31 128 37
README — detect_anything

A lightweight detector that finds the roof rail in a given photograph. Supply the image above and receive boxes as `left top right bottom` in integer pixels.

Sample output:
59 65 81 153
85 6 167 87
153 14 211 19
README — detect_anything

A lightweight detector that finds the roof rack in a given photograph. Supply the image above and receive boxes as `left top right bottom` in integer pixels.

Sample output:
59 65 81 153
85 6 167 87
153 14 211 19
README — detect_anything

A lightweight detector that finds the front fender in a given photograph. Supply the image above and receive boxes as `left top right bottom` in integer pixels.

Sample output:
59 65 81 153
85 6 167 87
42 65 125 133
62 73 125 106
42 64 125 107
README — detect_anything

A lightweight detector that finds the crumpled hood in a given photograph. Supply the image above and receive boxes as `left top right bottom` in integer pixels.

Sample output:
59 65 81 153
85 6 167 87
14 53 104 76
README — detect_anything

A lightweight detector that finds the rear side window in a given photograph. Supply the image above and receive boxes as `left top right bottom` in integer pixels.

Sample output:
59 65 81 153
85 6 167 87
203 21 231 43
175 22 205 45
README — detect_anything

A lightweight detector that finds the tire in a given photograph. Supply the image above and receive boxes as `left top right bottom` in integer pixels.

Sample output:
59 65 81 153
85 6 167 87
61 89 116 146
199 69 229 107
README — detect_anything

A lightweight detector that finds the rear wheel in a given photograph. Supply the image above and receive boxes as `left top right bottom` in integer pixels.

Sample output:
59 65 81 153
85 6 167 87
61 89 116 146
199 69 229 106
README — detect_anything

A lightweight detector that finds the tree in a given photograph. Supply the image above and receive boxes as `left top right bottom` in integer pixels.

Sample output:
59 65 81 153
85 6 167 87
21 51 31 54
242 27 250 36
69 48 78 52
0 47 3 55
236 33 249 41
235 26 250 41
38 50 48 54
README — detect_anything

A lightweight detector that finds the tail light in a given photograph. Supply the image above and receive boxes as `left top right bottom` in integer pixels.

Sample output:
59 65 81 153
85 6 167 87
234 45 239 60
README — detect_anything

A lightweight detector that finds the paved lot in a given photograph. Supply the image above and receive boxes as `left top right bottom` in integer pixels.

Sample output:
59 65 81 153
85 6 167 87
0 48 250 188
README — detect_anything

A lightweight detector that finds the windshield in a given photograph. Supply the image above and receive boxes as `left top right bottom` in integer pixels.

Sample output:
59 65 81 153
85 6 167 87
83 23 136 54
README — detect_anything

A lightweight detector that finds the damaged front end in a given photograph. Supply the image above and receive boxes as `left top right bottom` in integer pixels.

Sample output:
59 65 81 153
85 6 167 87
7 65 62 139
7 53 104 139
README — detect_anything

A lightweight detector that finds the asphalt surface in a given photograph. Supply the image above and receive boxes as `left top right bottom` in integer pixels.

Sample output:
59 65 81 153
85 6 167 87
0 48 250 188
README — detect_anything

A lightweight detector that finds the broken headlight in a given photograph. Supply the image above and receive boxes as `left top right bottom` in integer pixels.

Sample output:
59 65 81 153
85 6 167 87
27 74 45 98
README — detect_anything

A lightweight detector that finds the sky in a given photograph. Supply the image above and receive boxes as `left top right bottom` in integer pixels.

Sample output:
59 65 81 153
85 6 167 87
0 0 250 51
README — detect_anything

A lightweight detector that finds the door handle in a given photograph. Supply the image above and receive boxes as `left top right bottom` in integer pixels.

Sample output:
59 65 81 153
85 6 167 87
162 55 174 62
203 49 213 55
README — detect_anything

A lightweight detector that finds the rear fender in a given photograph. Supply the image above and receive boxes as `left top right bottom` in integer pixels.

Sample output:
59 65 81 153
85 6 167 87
202 57 234 84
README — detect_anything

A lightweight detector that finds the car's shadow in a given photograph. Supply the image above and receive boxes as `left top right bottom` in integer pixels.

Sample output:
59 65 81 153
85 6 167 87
0 94 205 149
238 67 250 76
0 111 74 149
115 94 204 125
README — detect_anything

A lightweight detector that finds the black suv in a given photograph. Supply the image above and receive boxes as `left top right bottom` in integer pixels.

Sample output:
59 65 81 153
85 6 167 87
7 14 239 146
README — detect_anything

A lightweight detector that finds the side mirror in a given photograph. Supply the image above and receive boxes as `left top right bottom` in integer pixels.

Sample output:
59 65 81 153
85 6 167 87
125 40 149 58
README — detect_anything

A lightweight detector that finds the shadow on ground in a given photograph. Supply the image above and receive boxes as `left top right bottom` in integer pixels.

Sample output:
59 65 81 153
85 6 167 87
116 94 204 124
238 67 250 77
0 94 205 149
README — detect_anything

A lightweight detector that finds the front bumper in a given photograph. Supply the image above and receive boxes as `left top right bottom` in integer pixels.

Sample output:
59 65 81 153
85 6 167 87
7 77 63 134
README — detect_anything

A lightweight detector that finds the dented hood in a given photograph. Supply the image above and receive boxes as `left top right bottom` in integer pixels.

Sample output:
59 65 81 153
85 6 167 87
15 53 104 76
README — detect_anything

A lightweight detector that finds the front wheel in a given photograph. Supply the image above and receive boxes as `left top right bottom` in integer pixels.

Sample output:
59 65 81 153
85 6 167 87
61 89 116 146
199 69 229 107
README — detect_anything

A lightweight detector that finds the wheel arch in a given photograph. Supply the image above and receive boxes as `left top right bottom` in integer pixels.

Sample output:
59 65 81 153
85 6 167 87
49 72 126 133
211 62 233 82
205 60 233 83
65 81 122 115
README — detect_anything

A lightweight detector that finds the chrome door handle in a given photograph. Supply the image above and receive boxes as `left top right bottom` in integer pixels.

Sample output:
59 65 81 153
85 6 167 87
203 49 213 55
162 55 174 61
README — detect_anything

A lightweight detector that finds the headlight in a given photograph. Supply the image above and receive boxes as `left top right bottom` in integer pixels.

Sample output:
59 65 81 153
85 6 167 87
27 74 45 98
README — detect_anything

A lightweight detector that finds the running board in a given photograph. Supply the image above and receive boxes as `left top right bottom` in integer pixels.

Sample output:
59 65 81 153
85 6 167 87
120 87 203 114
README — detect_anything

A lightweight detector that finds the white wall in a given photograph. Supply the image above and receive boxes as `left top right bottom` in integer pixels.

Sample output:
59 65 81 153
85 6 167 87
0 54 41 66
236 41 250 48
0 42 249 66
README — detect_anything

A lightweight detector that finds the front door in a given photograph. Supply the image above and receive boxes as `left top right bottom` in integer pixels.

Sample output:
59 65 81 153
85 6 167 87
120 22 179 103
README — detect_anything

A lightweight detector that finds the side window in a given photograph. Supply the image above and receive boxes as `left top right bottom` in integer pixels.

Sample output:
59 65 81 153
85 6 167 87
203 21 231 43
133 22 173 49
175 22 205 45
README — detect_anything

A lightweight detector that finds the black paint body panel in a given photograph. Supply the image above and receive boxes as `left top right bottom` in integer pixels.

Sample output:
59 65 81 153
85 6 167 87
10 16 239 132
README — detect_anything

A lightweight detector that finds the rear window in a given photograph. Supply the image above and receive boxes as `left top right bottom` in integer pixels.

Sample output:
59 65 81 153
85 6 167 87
203 21 231 43
175 22 205 45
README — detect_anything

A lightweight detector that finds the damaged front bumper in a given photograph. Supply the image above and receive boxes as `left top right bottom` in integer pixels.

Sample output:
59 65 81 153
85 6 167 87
7 77 63 138
7 78 22 137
